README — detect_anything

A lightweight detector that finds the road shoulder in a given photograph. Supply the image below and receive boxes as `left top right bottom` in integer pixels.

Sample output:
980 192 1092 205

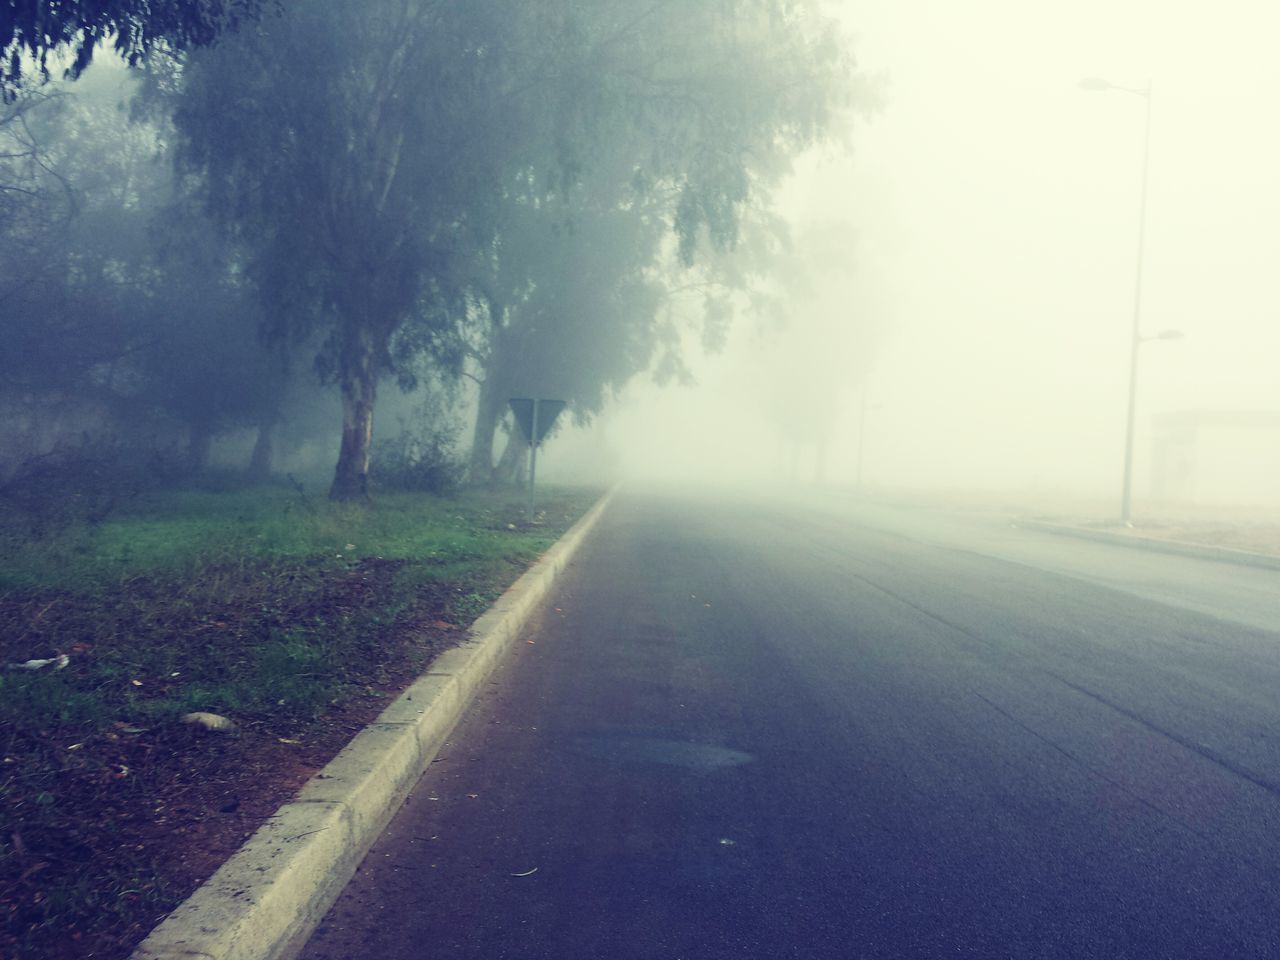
131 487 616 960
1016 518 1280 572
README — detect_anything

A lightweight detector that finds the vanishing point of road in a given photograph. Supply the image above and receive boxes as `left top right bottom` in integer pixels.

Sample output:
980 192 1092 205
301 489 1280 959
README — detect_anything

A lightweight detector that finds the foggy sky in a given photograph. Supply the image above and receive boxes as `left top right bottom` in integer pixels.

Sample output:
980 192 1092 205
593 0 1280 505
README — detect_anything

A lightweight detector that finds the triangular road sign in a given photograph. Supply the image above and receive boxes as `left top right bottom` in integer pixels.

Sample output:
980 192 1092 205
509 398 567 446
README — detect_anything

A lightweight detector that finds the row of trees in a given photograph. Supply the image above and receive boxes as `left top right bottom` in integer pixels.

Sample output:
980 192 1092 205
3 0 864 499
1 70 294 483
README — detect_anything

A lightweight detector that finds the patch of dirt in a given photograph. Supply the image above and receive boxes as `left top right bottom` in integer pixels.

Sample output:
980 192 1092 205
0 560 470 960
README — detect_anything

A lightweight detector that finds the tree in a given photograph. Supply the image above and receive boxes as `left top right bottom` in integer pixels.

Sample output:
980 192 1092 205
173 0 616 499
0 87 75 363
462 0 857 481
1 1 273 100
1 65 287 481
173 0 857 498
0 72 154 400
136 210 288 474
769 222 872 481
464 195 668 483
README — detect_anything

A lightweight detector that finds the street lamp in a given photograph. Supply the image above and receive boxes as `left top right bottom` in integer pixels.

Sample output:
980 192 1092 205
1079 76 1156 525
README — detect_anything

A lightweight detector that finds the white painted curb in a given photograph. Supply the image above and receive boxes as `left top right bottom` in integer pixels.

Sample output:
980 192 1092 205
132 487 617 960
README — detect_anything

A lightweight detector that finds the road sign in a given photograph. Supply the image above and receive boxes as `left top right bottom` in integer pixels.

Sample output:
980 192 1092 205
508 398 567 519
508 398 566 446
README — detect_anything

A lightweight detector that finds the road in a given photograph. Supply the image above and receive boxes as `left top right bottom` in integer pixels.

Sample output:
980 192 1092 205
301 488 1280 959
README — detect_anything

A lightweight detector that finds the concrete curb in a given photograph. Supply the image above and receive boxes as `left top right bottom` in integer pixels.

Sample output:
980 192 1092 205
132 487 618 960
1016 519 1280 572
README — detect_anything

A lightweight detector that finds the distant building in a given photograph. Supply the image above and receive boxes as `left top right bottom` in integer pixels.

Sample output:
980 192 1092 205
1150 410 1280 507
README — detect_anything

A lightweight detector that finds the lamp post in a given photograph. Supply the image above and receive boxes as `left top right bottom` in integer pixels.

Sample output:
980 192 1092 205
1080 76 1155 525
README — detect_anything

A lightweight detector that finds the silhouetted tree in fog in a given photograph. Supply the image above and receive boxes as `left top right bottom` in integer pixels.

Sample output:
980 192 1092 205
138 211 288 475
0 68 285 481
465 198 666 483
171 0 858 498
174 0 576 500
461 0 856 482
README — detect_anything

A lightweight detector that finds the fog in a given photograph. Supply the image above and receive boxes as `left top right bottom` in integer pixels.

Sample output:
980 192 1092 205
578 0 1280 513
4 0 1279 518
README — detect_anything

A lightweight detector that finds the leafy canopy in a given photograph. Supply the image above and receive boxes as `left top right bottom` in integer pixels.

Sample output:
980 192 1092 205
2 1 274 100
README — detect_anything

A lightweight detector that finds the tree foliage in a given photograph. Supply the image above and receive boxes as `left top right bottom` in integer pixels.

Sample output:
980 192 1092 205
174 0 575 497
0 88 74 344
461 0 856 480
176 0 842 497
1 66 286 481
6 0 865 498
1 0 273 101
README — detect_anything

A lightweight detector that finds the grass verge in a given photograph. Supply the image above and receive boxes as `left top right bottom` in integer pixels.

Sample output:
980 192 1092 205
0 482 601 960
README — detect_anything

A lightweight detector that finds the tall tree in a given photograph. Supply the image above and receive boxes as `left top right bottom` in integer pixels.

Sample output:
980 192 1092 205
173 0 574 499
0 87 75 365
753 220 883 482
0 72 155 398
1 66 286 481
137 209 287 474
173 0 856 498
465 195 669 482
463 0 856 480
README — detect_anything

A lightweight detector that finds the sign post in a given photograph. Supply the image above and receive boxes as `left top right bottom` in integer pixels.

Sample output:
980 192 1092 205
529 400 540 519
508 398 566 520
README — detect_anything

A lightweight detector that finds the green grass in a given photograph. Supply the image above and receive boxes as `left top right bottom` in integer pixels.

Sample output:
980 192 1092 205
0 485 573 591
0 484 598 727
0 481 601 959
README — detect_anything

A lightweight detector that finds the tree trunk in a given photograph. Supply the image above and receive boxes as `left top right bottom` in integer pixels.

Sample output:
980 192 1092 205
329 327 378 501
468 375 504 485
247 415 275 483
469 298 511 487
493 428 527 486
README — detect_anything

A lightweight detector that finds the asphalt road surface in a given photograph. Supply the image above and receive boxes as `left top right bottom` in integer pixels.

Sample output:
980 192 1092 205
300 489 1280 959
